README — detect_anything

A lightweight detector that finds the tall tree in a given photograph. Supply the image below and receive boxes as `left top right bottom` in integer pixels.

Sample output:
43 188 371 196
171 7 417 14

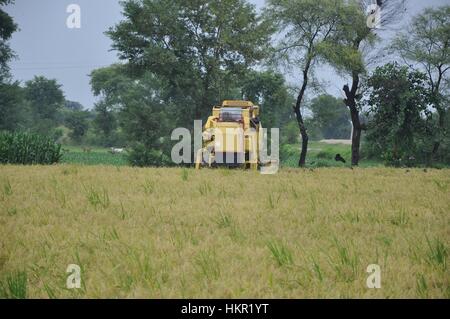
240 70 293 130
0 0 17 82
391 6 450 160
107 0 272 124
366 62 431 165
321 0 405 166
90 64 131 108
0 1 27 132
93 101 117 139
65 110 90 143
90 65 132 144
265 0 341 167
24 76 65 133
118 73 171 150
0 81 26 131
91 65 172 155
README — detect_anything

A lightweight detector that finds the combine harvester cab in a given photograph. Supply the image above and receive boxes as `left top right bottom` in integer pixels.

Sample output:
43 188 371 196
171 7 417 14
195 100 263 170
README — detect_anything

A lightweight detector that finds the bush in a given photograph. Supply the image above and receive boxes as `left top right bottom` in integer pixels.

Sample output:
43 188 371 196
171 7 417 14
0 131 62 165
127 143 171 167
281 122 300 144
85 129 127 148
316 150 333 160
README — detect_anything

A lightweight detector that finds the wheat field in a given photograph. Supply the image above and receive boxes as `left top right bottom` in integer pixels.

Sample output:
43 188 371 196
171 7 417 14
0 165 448 298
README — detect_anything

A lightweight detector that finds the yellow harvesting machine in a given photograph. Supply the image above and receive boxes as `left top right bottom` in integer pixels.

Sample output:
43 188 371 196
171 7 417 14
195 100 262 170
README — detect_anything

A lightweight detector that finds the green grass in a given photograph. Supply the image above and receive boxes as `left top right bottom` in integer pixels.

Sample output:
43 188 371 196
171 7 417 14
282 141 383 168
267 240 294 267
84 186 111 210
0 271 27 299
195 250 221 280
62 142 381 168
426 237 447 270
181 168 189 181
60 146 128 166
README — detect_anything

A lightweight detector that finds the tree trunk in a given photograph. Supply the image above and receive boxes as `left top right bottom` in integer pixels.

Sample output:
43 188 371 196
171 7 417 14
431 106 446 160
294 60 311 167
343 71 364 166
293 105 309 167
351 124 362 166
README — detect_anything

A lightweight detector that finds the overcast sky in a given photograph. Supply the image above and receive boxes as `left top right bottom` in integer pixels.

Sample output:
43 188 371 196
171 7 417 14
4 0 449 108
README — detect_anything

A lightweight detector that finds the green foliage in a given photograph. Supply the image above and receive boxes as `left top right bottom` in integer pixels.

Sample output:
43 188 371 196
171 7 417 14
316 151 332 160
61 149 128 166
318 40 366 75
90 64 131 107
64 100 84 111
3 0 446 170
438 113 450 163
0 81 27 131
108 0 273 122
241 70 293 129
22 76 67 139
0 0 18 81
24 76 65 125
309 94 351 139
266 0 345 66
127 143 171 167
392 6 450 82
265 0 347 166
0 131 62 165
281 141 352 168
366 62 432 166
281 121 299 145
391 6 450 161
318 1 373 76
65 110 90 143
1 72 92 143
93 101 117 141
91 67 172 155
90 62 295 166
118 73 171 150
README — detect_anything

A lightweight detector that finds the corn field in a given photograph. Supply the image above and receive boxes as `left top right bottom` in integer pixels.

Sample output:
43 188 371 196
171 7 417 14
0 132 62 165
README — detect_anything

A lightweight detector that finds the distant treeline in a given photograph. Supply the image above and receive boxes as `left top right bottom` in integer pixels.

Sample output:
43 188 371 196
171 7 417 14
1 1 449 167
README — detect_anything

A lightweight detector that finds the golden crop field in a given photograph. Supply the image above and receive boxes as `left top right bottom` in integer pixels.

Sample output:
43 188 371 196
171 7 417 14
0 165 448 298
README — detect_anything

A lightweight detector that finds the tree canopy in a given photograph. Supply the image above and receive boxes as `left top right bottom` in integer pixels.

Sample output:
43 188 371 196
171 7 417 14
0 0 18 81
265 0 344 166
309 94 351 140
392 5 450 158
107 0 273 122
366 62 432 165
